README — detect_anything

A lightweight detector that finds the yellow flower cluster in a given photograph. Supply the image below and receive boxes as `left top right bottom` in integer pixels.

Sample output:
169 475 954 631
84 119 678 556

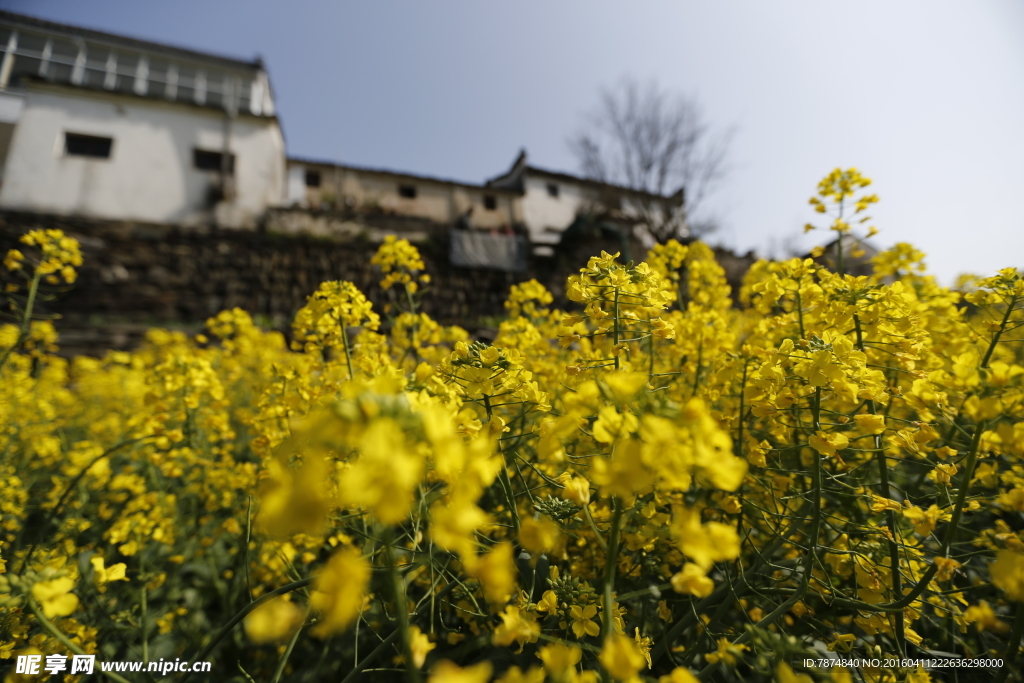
506 279 555 319
805 167 878 243
3 170 1024 682
371 234 430 293
4 229 83 286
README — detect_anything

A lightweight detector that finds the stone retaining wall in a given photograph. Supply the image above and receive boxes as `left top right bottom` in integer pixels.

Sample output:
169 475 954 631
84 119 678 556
0 210 757 356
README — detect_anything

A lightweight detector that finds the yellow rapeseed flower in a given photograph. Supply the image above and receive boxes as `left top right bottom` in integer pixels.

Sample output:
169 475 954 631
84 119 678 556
991 550 1024 602
428 660 493 683
243 595 304 643
31 577 79 618
671 563 714 598
599 633 646 680
309 547 371 636
90 556 128 586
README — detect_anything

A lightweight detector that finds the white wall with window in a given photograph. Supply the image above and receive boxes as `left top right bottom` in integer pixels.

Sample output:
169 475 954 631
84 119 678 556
0 23 274 116
0 13 285 226
0 84 285 225
521 176 587 246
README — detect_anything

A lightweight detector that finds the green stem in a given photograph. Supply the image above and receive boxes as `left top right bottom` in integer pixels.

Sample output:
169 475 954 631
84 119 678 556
0 269 42 373
793 572 938 613
599 499 623 683
691 335 704 398
994 602 1024 683
20 270 42 334
18 436 152 575
500 464 520 535
613 288 621 370
141 585 149 667
28 597 132 683
180 577 314 683
237 662 257 683
854 314 905 655
836 230 844 276
269 621 304 683
939 424 984 557
385 529 421 683
616 582 672 602
836 199 845 276
649 511 805 665
981 293 1018 368
489 396 521 535
405 283 418 315
648 331 655 376
795 285 806 340
244 496 253 602
584 505 609 553
699 390 823 679
736 361 748 458
601 500 623 642
878 442 904 653
341 324 355 381
340 628 403 683
341 580 459 683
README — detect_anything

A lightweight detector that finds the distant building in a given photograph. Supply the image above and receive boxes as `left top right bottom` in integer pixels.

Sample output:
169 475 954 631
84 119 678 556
279 158 529 272
285 158 522 231
0 11 689 263
485 150 686 256
0 11 285 227
807 236 879 277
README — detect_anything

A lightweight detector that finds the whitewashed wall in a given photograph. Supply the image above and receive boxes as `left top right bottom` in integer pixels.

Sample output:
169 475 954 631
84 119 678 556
520 176 587 245
286 160 522 229
0 84 285 226
286 165 306 205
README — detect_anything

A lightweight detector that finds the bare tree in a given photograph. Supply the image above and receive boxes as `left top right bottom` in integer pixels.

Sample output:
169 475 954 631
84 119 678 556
568 77 731 242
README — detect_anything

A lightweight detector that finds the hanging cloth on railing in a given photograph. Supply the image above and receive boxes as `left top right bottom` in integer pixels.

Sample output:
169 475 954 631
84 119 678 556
449 230 528 272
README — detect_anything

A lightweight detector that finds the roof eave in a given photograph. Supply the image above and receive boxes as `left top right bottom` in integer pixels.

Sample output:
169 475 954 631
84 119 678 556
524 165 681 203
287 157 520 194
0 10 263 72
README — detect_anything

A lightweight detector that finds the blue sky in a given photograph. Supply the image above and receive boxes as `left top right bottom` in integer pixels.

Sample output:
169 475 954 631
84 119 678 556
8 0 1024 283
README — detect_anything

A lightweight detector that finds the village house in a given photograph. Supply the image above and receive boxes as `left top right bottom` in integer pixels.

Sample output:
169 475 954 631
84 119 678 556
0 11 285 228
0 11 689 272
277 153 688 266
285 158 522 231
485 150 687 256
278 158 530 272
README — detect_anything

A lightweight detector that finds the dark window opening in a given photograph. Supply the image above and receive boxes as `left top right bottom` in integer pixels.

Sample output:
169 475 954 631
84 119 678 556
205 89 224 110
546 183 559 198
46 39 79 84
10 57 43 85
193 148 235 174
398 184 417 199
305 170 322 187
65 133 113 159
237 84 253 115
483 195 497 210
114 54 140 94
146 59 170 98
176 66 197 104
82 49 110 89
47 62 74 83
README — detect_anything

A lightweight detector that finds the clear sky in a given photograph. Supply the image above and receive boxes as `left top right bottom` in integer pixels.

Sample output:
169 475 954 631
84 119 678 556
7 0 1024 284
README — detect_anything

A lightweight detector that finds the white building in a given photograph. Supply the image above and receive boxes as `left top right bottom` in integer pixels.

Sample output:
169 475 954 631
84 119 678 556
486 150 686 255
0 11 285 227
285 158 522 230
